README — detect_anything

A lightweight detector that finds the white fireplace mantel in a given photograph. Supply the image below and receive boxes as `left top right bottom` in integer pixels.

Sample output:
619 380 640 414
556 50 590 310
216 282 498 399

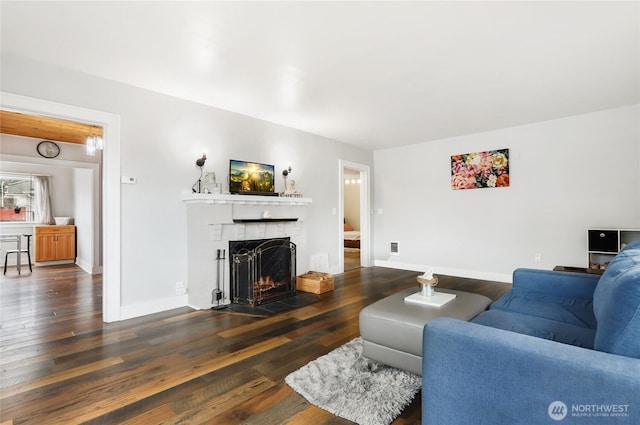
182 193 312 206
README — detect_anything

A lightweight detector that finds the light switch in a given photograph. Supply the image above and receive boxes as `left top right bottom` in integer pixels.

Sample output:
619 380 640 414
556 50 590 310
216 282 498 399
121 176 136 184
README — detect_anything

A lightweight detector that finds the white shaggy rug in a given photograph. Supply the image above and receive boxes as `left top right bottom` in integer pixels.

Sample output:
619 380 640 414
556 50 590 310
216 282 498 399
285 337 421 425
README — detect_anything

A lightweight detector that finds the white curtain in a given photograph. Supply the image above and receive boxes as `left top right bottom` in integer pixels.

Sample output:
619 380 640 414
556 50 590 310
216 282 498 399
33 176 55 224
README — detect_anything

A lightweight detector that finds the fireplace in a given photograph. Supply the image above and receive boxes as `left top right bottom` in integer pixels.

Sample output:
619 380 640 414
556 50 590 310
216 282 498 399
229 237 296 306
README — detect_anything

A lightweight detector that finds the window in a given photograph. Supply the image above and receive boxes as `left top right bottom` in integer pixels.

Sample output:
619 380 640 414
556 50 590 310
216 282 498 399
0 175 34 222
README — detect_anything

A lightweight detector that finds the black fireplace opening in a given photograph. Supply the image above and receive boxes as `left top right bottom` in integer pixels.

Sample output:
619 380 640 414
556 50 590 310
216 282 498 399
229 237 296 306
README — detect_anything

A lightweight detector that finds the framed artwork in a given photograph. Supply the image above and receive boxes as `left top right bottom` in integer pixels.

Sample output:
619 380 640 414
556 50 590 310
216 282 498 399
451 148 509 190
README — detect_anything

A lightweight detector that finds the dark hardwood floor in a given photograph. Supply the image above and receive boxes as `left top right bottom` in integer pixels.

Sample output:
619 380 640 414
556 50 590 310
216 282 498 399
0 263 510 425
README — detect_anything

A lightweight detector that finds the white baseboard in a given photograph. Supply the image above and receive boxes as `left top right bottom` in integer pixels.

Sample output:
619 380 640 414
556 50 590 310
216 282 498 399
120 294 189 321
75 258 94 274
374 259 512 283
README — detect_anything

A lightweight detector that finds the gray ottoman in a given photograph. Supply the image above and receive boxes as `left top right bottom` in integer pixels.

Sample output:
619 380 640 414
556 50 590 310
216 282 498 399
359 287 491 375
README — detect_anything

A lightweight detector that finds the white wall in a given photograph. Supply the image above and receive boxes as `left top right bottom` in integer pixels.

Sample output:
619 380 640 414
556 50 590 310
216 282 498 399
373 105 640 282
344 181 360 230
72 167 98 273
1 54 373 318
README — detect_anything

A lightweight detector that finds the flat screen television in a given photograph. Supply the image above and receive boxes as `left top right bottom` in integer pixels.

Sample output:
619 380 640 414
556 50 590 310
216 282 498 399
229 160 276 194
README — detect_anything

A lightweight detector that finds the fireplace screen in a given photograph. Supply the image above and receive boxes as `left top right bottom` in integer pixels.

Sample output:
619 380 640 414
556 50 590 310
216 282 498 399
230 238 296 306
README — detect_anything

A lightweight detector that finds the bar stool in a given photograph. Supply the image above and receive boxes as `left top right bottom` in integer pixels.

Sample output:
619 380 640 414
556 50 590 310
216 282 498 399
4 234 32 275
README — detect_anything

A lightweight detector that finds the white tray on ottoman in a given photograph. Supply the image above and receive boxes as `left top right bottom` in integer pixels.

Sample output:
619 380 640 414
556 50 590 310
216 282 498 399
404 291 457 307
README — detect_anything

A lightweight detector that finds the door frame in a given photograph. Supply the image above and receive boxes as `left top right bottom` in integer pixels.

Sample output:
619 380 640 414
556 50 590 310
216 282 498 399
338 159 371 272
1 91 122 322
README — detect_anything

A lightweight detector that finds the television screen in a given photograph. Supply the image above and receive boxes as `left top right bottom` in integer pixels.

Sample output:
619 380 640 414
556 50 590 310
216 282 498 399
229 160 275 194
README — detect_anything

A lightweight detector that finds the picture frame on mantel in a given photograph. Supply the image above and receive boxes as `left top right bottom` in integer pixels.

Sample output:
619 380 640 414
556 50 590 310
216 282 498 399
451 148 510 190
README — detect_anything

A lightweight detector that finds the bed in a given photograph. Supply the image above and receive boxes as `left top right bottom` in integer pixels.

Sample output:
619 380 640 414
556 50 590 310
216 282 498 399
344 223 360 249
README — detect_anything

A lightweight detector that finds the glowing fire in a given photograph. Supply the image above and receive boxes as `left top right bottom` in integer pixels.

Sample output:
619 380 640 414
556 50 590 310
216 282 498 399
254 276 287 300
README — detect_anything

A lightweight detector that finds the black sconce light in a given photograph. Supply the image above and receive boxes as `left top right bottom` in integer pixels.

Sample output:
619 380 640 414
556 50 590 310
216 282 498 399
192 153 207 193
282 164 292 188
282 164 292 177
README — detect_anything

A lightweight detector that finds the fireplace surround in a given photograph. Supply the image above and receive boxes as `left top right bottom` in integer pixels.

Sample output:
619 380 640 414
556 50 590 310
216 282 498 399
184 193 311 310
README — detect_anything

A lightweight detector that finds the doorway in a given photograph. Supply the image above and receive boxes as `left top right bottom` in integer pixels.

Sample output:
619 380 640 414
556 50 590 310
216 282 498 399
1 92 122 322
338 160 371 273
343 168 361 270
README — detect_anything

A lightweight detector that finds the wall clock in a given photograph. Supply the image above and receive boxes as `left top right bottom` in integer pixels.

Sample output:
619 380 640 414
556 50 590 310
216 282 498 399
37 141 60 159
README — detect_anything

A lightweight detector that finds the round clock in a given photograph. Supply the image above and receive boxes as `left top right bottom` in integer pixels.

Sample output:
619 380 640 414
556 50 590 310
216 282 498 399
37 141 60 159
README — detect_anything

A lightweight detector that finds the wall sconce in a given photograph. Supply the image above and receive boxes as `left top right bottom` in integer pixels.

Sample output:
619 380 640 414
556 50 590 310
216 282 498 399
196 153 207 167
192 153 207 193
282 164 292 188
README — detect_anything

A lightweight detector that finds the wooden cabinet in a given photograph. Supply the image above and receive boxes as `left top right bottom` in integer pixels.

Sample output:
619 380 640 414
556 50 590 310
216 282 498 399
35 225 76 262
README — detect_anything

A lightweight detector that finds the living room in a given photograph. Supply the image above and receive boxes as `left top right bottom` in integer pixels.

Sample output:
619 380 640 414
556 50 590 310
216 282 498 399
0 1 639 423
2 1 637 322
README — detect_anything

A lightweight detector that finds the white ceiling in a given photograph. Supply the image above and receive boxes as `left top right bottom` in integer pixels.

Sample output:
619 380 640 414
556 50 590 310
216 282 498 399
1 1 638 151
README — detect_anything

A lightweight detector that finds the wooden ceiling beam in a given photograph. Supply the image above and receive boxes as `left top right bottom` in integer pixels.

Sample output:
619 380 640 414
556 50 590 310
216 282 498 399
0 110 103 145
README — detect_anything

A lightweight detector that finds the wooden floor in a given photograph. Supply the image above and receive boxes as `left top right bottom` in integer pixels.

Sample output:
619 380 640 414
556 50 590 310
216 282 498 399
343 248 361 271
0 264 510 425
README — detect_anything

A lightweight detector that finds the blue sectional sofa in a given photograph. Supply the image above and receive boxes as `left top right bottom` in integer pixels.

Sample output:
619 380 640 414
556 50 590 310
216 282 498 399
422 241 640 424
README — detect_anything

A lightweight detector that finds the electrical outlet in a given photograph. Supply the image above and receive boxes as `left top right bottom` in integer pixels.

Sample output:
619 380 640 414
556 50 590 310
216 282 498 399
534 253 541 263
390 241 400 256
176 281 187 295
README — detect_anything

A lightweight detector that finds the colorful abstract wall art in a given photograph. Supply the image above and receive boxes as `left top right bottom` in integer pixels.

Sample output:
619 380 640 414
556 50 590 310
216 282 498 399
451 148 509 190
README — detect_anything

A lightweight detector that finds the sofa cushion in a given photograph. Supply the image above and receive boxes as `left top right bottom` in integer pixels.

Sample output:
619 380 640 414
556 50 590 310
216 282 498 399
593 241 640 358
472 309 596 348
489 289 595 329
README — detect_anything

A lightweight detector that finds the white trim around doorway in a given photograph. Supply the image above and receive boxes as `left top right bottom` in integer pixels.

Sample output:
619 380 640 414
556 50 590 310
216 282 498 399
1 92 122 322
338 159 371 272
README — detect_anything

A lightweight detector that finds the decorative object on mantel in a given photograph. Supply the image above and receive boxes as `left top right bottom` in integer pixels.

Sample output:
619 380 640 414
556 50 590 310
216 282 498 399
201 172 221 194
192 153 207 193
280 191 303 198
278 163 303 197
281 175 302 199
284 178 298 194
451 148 509 190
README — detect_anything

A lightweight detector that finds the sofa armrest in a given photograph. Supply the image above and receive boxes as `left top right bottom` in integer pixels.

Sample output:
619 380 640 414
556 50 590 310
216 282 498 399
512 268 600 298
422 318 640 425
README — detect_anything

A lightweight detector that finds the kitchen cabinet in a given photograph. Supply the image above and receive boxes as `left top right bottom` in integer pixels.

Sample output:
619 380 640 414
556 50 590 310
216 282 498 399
35 225 76 262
